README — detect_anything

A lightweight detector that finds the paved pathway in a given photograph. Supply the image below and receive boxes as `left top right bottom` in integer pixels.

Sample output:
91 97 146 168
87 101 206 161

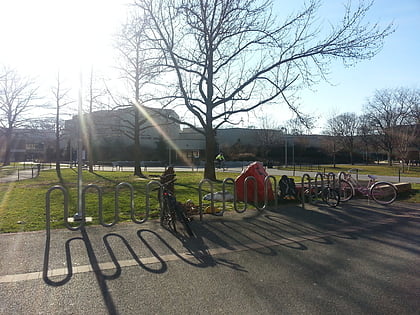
0 168 39 183
91 165 420 184
1 200 419 314
2 165 419 184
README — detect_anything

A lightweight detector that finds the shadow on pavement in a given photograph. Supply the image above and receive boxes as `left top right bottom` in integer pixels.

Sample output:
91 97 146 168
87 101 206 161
41 199 419 315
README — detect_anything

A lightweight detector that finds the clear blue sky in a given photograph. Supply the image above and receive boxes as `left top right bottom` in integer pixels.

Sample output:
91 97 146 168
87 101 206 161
300 0 420 130
0 0 419 132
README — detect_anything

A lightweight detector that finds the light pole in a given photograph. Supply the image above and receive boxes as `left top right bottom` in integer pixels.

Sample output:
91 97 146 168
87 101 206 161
74 73 83 221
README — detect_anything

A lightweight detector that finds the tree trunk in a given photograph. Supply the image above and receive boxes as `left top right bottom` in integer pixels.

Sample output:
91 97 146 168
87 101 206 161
133 108 145 177
387 151 392 166
55 135 62 178
87 129 94 173
2 128 12 166
204 127 217 180
55 106 61 178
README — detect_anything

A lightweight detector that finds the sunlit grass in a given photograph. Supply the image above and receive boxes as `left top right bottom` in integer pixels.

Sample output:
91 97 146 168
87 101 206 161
0 169 239 233
0 166 418 233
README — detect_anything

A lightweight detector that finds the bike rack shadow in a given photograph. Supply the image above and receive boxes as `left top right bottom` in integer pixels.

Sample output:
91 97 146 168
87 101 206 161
43 226 118 314
43 171 408 285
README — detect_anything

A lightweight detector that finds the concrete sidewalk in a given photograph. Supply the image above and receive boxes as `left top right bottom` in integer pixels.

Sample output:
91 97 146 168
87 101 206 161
0 168 39 183
2 165 419 184
1 200 419 314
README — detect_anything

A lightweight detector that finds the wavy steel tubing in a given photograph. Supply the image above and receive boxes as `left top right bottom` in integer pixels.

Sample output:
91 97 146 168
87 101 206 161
82 184 111 227
338 171 347 182
326 172 336 189
45 185 81 231
144 180 161 223
215 177 235 216
198 179 214 221
301 174 312 209
314 172 324 201
115 182 134 223
263 175 277 210
236 176 259 213
115 182 149 224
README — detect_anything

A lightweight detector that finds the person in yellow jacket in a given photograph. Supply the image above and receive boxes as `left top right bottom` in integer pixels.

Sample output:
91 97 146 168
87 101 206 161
215 152 225 169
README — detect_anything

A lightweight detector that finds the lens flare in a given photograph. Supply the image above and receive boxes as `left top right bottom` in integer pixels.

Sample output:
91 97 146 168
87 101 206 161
132 100 193 167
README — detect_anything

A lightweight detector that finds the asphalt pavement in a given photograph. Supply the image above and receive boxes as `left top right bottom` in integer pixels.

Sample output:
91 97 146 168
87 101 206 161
1 199 419 314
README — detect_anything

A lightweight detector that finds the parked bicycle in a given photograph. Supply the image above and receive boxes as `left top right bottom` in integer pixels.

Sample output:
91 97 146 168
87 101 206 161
159 173 194 237
338 170 397 205
299 185 340 207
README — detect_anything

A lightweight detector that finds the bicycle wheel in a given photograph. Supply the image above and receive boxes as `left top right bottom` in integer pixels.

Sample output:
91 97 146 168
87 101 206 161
323 188 340 207
370 181 397 205
161 198 176 232
297 188 312 203
338 179 354 202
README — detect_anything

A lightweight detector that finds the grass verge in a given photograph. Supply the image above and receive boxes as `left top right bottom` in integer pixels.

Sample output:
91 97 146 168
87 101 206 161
0 167 418 233
0 169 240 233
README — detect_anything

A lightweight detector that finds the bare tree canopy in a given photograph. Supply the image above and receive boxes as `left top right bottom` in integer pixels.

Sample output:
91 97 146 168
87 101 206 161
325 112 359 164
285 116 316 135
113 13 166 177
0 66 39 165
364 87 419 165
133 0 393 179
51 72 73 177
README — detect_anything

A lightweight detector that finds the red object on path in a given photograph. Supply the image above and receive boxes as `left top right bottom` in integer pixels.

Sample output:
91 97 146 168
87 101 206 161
235 162 274 202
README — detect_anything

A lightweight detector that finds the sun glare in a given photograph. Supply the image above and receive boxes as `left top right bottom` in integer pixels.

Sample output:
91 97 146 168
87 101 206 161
133 101 193 167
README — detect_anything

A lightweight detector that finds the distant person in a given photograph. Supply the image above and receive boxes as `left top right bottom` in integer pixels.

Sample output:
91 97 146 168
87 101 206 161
215 152 225 169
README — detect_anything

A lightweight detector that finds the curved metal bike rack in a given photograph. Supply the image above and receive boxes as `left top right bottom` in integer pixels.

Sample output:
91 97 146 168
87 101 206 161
301 173 312 208
115 182 134 224
215 177 235 216
236 176 259 213
46 185 82 231
82 184 111 227
314 172 325 201
263 175 277 210
115 181 151 225
338 171 347 182
198 179 214 221
326 172 336 189
143 180 161 224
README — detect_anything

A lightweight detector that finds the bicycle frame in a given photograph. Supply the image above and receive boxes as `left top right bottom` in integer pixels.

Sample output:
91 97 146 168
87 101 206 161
159 174 194 237
343 173 375 197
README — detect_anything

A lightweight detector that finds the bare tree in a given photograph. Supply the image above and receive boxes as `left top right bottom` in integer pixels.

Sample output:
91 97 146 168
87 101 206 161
321 136 338 168
357 113 376 164
51 72 73 177
135 0 393 180
364 87 419 165
84 68 109 172
325 112 360 164
256 116 282 160
0 66 39 165
285 116 316 135
113 12 164 177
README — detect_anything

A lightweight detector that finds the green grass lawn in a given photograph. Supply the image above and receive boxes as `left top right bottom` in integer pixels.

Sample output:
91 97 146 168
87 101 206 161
0 166 418 233
0 168 240 233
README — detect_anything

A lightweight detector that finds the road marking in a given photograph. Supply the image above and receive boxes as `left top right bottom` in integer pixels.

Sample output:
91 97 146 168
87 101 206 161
0 217 397 284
